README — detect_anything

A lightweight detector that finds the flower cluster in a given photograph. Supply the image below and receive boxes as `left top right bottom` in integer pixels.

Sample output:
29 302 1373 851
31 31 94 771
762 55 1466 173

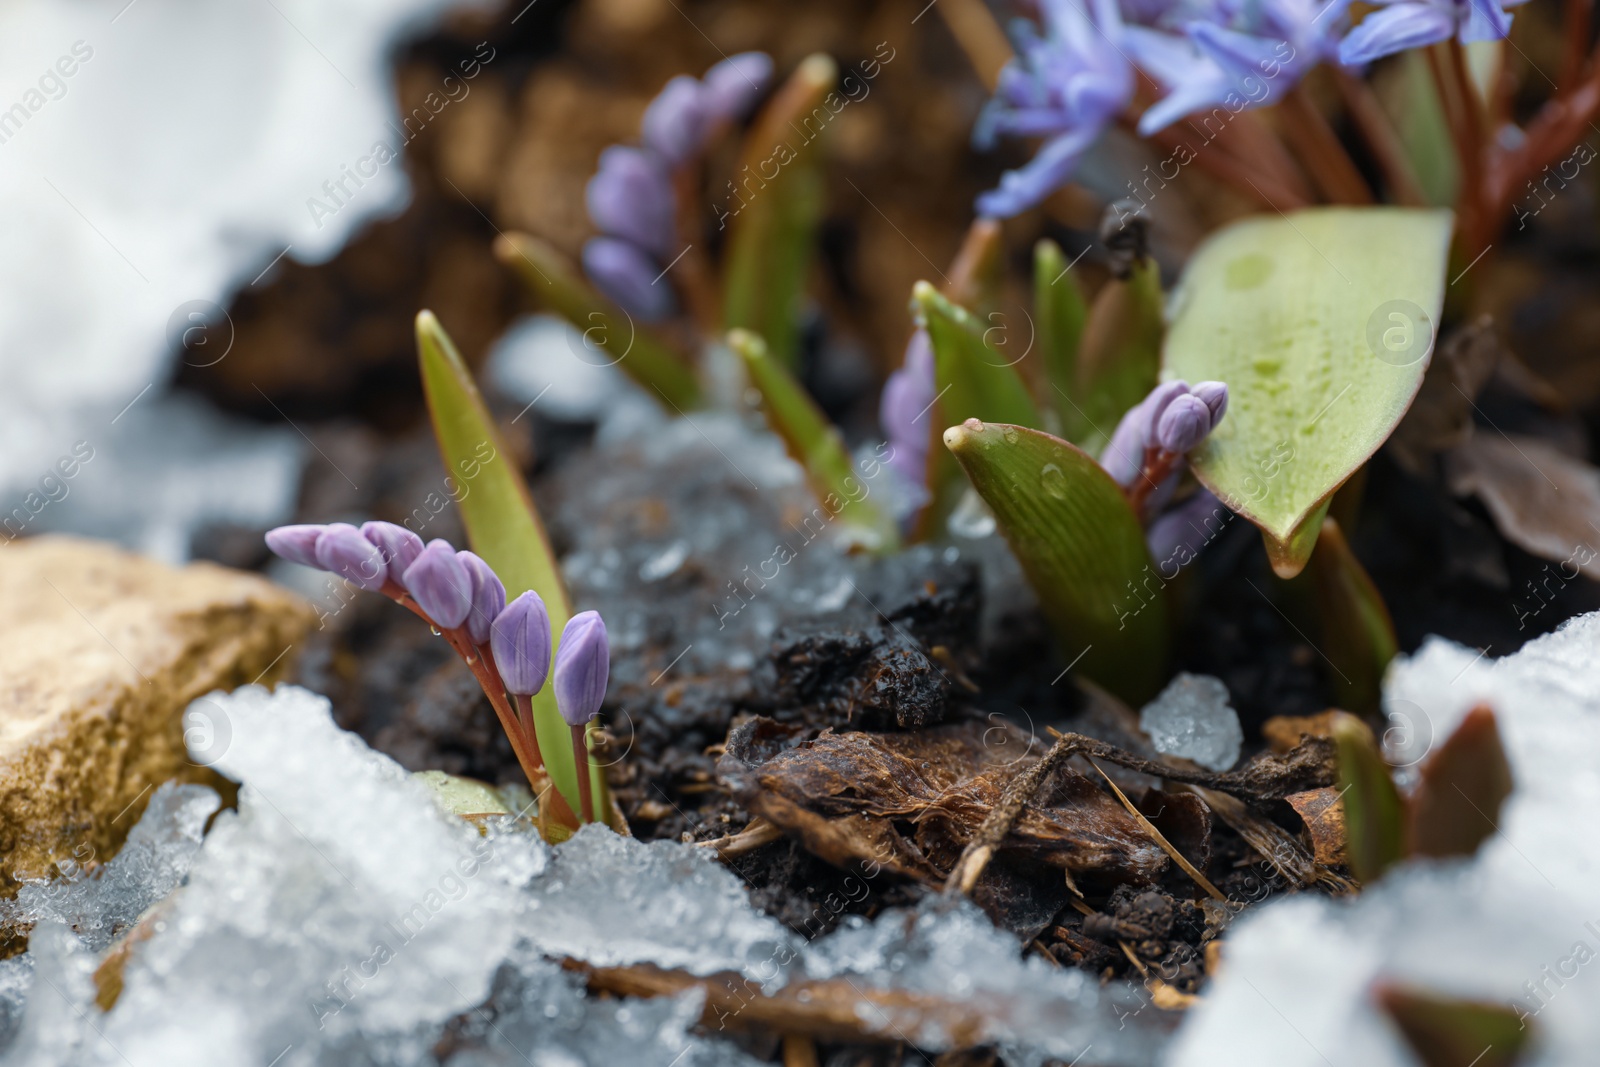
1100 379 1229 526
266 522 610 824
974 0 1522 216
583 52 772 320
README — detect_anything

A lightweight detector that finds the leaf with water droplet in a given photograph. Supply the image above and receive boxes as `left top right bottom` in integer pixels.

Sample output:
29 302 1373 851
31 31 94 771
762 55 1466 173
1164 207 1453 577
943 419 1165 701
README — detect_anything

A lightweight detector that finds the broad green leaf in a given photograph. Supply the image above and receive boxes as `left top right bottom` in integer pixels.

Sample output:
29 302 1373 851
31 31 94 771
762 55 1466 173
1408 704 1513 860
413 770 511 821
1034 238 1088 434
1302 517 1396 714
495 232 701 411
731 329 899 552
1071 256 1161 451
1375 983 1531 1067
1164 207 1453 577
416 311 590 815
1332 711 1406 883
721 54 834 370
943 420 1165 702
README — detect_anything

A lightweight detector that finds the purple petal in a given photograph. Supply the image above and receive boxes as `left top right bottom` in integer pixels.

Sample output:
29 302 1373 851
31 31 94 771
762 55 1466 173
976 126 1101 218
265 524 326 568
1100 403 1151 488
1155 394 1213 453
553 611 610 726
586 146 676 259
1141 381 1192 448
360 521 423 587
1337 3 1454 65
642 75 709 166
1191 381 1229 430
880 331 937 455
458 550 507 646
1146 488 1230 563
490 590 552 696
314 523 388 592
1460 0 1513 42
402 540 473 630
702 52 773 121
582 237 676 322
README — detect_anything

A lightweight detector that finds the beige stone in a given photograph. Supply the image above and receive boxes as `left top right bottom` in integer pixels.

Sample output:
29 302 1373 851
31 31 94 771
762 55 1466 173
0 536 313 896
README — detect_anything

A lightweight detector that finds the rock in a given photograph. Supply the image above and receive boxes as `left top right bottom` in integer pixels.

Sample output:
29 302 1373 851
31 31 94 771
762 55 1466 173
0 536 312 897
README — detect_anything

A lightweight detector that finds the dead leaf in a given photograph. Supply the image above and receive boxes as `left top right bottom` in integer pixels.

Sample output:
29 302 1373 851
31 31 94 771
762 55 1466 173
1262 711 1342 754
1285 787 1348 866
1445 432 1600 580
719 720 1170 890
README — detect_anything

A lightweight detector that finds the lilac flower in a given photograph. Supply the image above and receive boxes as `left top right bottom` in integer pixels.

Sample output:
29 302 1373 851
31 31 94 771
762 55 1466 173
702 52 774 121
553 611 609 726
314 523 388 592
490 591 552 696
1124 0 1348 135
582 237 676 322
585 53 770 314
1155 393 1213 453
879 329 937 486
643 76 711 166
360 521 423 587
264 524 325 568
1146 487 1228 562
974 0 1136 218
402 540 473 630
458 550 507 646
1099 380 1229 487
586 146 677 259
1338 0 1524 66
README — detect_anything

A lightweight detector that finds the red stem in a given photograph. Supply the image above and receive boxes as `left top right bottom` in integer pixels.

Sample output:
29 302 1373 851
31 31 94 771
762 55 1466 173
571 723 596 824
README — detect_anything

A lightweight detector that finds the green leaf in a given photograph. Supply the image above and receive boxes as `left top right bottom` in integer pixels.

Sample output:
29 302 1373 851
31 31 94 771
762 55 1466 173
1408 704 1514 860
1163 206 1454 577
1070 257 1162 451
1303 517 1397 714
412 770 512 820
943 420 1166 702
494 232 701 411
1375 983 1532 1067
915 282 1041 429
416 311 589 814
1034 238 1089 434
721 54 835 370
730 329 899 552
1332 711 1406 884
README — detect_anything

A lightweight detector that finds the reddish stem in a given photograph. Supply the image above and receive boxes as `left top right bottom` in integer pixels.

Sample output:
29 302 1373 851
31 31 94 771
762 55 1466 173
1561 0 1594 93
1124 446 1182 521
570 723 596 825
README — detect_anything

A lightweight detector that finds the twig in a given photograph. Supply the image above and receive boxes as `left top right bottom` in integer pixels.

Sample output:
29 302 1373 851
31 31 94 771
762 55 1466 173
697 816 786 858
935 0 1013 92
944 728 1081 894
1087 758 1226 901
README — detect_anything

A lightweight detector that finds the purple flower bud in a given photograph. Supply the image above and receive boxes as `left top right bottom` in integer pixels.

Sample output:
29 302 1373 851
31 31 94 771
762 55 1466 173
701 52 773 121
553 611 609 726
360 521 423 587
582 237 676 322
490 591 552 696
1100 403 1150 488
402 540 473 630
314 523 388 592
1139 380 1191 450
265 524 327 568
586 146 677 260
1146 489 1227 564
457 550 507 646
1155 394 1213 454
641 75 709 166
1192 380 1228 429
